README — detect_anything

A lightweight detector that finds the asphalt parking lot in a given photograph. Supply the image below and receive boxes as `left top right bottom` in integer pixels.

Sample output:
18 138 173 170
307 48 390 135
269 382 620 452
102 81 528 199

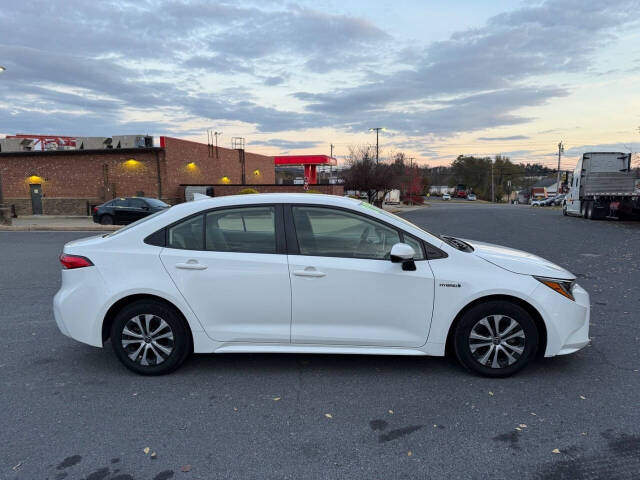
1 203 639 480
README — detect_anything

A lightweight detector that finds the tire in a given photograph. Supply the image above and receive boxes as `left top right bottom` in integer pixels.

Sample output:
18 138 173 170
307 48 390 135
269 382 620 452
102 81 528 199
586 202 594 219
111 299 191 375
580 202 586 218
454 300 539 378
562 203 567 216
100 214 114 225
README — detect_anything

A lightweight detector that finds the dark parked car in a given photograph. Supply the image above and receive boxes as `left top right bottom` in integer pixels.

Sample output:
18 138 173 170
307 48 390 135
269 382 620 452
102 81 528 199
92 197 169 225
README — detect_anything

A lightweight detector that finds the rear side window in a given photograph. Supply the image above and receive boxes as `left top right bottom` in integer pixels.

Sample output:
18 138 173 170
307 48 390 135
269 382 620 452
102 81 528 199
206 206 276 254
168 215 204 250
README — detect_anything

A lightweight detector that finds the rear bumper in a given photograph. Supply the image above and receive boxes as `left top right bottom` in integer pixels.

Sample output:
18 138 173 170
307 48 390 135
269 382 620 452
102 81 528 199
53 267 107 348
529 283 590 357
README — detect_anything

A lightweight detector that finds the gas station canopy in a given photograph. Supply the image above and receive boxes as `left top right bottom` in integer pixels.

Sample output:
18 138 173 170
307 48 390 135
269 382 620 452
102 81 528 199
274 155 337 185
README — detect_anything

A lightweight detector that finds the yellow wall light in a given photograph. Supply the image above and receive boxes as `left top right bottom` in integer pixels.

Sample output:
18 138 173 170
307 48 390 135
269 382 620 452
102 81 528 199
253 169 261 176
27 175 44 184
123 159 141 168
186 161 198 171
221 176 231 184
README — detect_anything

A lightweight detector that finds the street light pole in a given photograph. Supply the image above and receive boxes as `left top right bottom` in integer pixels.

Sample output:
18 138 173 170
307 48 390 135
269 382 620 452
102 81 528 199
369 127 384 164
0 65 11 224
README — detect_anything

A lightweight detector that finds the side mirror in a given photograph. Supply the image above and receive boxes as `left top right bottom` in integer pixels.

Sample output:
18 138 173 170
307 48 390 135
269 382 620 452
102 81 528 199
390 243 417 271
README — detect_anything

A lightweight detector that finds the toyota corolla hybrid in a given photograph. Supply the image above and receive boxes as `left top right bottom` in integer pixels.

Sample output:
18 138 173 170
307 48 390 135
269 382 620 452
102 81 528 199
54 194 590 377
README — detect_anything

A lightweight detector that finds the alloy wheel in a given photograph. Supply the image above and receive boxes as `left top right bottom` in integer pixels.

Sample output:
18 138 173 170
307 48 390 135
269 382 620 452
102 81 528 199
468 315 526 369
121 314 175 366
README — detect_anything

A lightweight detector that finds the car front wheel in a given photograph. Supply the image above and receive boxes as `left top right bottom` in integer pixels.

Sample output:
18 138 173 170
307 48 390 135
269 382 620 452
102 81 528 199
454 300 538 377
111 299 191 375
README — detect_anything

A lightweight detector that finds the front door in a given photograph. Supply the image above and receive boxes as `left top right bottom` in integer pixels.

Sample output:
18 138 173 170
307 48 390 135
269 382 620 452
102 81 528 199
160 205 291 343
30 184 43 215
287 205 434 347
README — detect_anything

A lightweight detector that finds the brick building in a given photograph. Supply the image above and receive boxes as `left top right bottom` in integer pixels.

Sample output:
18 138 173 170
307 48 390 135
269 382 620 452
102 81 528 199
0 135 343 216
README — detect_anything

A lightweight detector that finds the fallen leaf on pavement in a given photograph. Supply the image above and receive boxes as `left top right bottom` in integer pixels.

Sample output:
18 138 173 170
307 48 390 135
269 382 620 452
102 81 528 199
552 448 560 454
150 452 157 459
519 424 527 428
515 427 522 431
388 410 394 414
407 451 412 457
273 397 281 401
488 391 494 396
143 447 150 454
325 413 333 419
579 395 586 400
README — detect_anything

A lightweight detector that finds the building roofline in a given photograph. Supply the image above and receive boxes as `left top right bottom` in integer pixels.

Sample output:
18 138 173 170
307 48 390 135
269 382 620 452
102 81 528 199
0 147 163 157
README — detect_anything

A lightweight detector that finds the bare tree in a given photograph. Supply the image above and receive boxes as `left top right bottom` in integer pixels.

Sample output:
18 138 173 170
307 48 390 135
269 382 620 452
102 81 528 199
343 145 404 206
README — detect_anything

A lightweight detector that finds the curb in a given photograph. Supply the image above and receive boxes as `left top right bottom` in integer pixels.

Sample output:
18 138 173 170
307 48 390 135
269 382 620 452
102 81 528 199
0 225 121 232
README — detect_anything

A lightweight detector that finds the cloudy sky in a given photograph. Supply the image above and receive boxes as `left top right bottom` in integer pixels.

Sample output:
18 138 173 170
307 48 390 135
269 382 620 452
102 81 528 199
1 0 640 167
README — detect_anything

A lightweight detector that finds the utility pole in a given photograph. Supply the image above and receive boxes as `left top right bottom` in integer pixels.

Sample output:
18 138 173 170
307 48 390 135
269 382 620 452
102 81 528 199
556 141 564 196
491 159 495 203
408 157 416 206
369 127 384 164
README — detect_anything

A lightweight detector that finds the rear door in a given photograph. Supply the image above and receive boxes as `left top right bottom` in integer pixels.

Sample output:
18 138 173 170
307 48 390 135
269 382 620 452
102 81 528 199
160 204 291 343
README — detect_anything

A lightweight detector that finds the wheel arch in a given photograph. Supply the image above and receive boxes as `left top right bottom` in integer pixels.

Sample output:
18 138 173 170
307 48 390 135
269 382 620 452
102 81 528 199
444 294 547 358
102 293 194 349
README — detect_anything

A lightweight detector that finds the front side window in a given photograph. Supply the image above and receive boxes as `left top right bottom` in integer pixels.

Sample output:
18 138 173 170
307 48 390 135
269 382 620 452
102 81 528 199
292 206 400 259
129 198 147 209
403 234 426 260
168 215 204 250
206 206 276 254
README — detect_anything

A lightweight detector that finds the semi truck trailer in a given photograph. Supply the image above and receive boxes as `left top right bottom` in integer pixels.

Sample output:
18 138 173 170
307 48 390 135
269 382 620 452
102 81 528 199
564 152 640 219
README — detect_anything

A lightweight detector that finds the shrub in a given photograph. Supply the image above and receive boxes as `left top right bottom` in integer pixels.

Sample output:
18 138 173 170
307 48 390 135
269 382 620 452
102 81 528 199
305 189 322 194
237 188 259 195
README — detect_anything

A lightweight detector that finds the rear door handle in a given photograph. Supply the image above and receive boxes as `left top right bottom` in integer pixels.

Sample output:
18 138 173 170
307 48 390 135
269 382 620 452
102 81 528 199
293 268 326 278
175 260 208 270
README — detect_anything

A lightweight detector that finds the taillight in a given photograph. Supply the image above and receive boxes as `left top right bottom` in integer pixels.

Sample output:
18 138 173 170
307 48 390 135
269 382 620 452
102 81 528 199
93 206 98 214
59 254 94 269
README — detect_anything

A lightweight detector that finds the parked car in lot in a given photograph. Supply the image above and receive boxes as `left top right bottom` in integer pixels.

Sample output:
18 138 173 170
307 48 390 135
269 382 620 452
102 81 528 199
467 193 477 201
531 198 547 207
552 194 565 206
92 197 169 225
56 194 590 377
442 193 451 200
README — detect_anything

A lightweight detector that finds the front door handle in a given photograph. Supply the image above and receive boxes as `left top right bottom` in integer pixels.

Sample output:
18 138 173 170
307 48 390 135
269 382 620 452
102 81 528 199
293 267 326 278
176 260 208 270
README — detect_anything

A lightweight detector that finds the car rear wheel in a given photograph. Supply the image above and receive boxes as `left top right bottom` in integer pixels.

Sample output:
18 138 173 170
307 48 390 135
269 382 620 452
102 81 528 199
100 214 114 225
454 300 538 377
111 300 191 375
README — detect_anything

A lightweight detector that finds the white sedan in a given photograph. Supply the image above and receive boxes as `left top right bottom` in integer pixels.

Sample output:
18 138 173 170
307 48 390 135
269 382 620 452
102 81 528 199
54 194 590 377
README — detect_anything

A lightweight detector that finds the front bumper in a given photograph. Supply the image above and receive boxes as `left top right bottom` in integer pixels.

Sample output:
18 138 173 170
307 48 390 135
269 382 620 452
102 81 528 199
529 282 590 356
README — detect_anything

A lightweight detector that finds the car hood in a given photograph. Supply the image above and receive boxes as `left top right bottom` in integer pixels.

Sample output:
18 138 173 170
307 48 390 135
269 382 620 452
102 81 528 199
462 239 575 280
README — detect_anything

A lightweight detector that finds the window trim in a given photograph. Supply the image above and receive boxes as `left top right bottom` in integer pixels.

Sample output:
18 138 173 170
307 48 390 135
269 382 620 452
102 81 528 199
148 204 286 254
285 204 435 261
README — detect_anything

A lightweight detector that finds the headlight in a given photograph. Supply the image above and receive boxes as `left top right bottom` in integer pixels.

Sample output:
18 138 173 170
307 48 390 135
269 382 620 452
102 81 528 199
534 276 575 301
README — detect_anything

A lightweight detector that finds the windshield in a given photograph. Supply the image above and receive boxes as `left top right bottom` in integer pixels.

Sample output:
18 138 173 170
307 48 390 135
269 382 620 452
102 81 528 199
106 208 169 237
